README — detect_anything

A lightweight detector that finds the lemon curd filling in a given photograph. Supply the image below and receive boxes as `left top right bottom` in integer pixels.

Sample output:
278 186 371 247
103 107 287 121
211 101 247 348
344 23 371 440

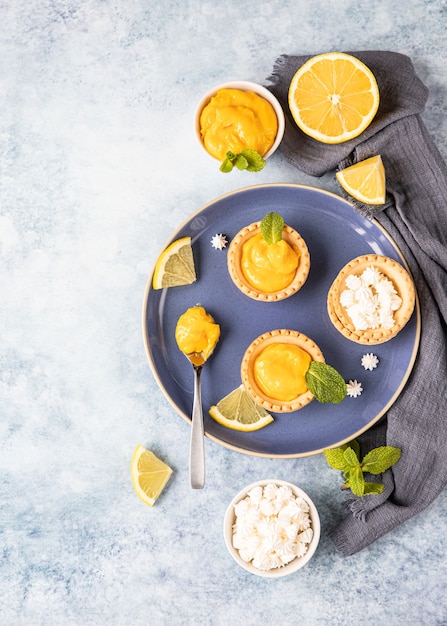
254 343 312 402
241 233 300 293
175 306 220 361
199 88 278 161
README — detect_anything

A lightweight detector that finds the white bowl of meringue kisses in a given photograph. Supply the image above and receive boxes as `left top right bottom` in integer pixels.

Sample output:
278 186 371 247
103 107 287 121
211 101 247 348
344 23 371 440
223 479 321 578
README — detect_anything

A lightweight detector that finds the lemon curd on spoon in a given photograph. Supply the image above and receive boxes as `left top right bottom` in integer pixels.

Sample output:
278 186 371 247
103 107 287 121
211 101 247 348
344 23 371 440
175 306 220 362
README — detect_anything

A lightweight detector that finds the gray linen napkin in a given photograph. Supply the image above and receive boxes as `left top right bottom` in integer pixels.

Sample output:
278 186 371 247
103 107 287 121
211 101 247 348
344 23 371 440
267 51 447 556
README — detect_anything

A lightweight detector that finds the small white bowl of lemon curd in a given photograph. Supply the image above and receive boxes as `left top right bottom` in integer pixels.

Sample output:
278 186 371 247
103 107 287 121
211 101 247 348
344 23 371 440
194 81 285 162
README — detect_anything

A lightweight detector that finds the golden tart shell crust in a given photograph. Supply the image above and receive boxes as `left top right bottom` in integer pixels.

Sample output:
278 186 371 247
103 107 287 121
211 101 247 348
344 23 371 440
227 221 310 302
327 254 416 345
240 329 325 413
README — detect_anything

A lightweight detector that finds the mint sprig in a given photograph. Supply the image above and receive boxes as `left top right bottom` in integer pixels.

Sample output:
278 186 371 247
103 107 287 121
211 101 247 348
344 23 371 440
219 149 266 173
323 440 401 497
260 212 284 245
305 361 347 404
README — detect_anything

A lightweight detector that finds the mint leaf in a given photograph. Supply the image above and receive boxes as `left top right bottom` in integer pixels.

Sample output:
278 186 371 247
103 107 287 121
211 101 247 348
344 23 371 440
219 149 265 174
336 441 361 457
235 154 249 170
361 446 401 475
346 466 365 497
323 439 401 497
363 481 385 495
220 158 234 173
260 212 284 245
305 361 347 404
343 446 360 467
344 439 360 458
240 149 266 172
323 448 351 471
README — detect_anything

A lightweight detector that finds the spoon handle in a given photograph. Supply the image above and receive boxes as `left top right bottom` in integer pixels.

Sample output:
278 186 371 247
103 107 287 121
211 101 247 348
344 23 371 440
190 365 205 489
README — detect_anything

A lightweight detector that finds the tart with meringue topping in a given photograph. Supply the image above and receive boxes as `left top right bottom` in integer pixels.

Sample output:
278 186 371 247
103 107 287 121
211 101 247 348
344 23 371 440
327 254 416 345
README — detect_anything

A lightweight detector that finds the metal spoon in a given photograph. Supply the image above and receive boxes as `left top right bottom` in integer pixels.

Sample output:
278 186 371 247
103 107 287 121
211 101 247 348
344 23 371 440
185 350 207 489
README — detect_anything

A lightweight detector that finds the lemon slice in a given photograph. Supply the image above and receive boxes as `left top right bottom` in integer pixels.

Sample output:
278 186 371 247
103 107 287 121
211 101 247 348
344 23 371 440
209 384 274 432
130 445 173 506
152 236 196 290
336 155 386 205
288 52 380 144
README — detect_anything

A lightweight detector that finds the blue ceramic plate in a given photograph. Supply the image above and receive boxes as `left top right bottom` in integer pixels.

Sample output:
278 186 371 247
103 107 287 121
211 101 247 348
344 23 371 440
143 184 420 457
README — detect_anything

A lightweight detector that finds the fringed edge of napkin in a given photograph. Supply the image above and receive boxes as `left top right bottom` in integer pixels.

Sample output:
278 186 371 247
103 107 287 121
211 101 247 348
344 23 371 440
265 53 298 89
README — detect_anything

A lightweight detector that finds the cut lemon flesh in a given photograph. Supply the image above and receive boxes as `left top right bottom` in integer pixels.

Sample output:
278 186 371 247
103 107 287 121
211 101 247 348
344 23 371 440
336 155 386 204
288 52 380 144
209 384 274 432
152 236 196 289
130 444 173 506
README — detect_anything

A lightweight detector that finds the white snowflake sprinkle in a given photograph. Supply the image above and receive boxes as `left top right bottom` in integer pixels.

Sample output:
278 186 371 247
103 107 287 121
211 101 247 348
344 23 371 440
361 353 379 371
210 233 228 250
346 380 363 398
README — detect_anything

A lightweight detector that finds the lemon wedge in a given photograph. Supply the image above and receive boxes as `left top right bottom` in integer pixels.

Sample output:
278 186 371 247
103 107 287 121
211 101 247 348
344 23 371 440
209 385 274 432
336 155 386 205
130 445 172 506
152 236 196 290
288 52 380 144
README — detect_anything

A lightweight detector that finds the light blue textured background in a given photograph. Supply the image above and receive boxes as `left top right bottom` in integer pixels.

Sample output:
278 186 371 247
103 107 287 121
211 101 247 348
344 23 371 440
1 1 447 625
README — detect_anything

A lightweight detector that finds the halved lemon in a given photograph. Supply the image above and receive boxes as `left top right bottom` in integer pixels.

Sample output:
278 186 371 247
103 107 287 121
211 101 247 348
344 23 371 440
152 236 196 290
336 155 386 204
209 384 274 432
130 444 173 506
288 52 380 144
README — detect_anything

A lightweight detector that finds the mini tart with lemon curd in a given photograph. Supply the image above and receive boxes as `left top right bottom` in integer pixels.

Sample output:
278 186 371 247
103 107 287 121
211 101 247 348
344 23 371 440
241 330 325 413
227 221 310 302
327 254 416 345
